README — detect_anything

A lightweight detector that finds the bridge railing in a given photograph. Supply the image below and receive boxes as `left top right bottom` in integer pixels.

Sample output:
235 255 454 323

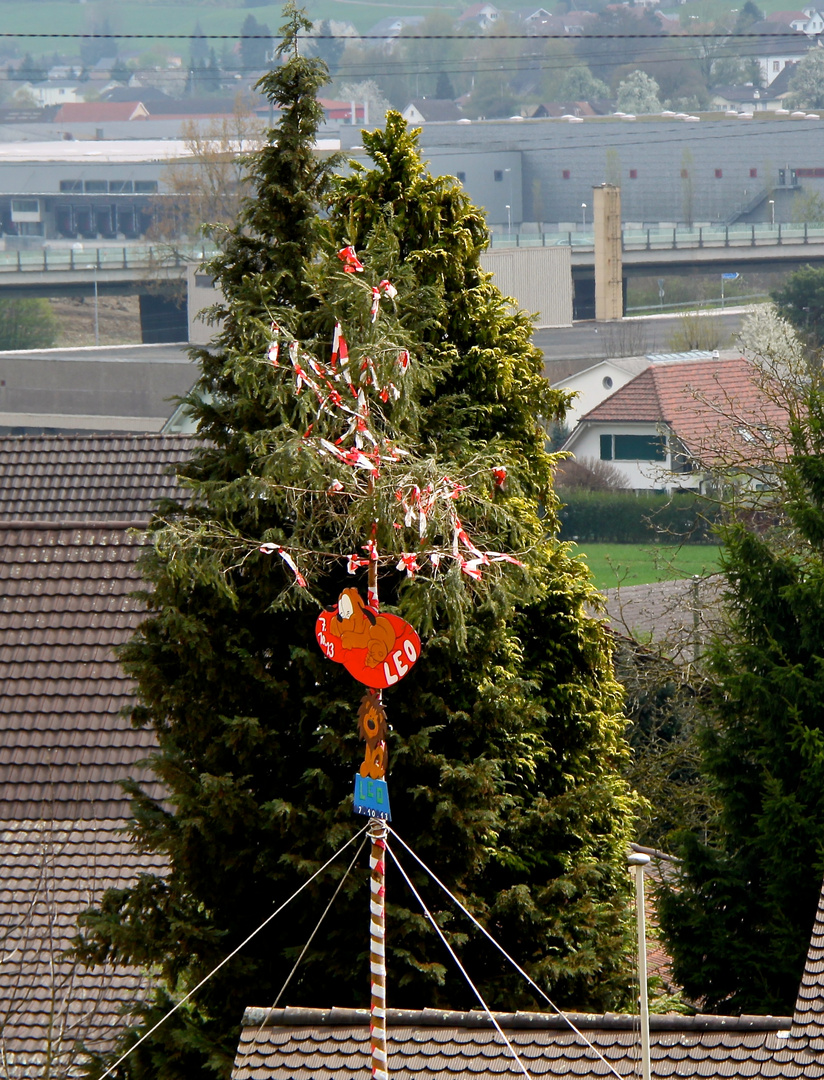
0 243 217 273
487 223 824 251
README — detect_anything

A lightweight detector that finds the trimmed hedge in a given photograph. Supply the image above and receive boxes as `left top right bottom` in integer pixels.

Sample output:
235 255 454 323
557 491 720 544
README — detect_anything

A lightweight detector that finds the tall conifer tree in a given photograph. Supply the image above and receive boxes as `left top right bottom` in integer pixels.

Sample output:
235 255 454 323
659 369 824 1015
77 10 636 1078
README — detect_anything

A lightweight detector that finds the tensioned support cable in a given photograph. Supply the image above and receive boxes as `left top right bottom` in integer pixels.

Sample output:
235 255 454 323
252 835 369 1042
97 823 370 1080
385 839 534 1080
387 827 625 1080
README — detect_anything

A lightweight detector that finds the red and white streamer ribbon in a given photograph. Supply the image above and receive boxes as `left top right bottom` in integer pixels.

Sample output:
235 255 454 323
258 544 307 587
338 245 364 273
396 553 419 578
347 553 370 575
370 280 397 323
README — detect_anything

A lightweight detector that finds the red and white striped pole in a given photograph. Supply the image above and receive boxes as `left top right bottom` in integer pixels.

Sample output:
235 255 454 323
368 818 388 1080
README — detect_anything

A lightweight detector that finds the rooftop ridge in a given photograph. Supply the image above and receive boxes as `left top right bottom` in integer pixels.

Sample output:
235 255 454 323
241 1006 793 1032
0 520 147 531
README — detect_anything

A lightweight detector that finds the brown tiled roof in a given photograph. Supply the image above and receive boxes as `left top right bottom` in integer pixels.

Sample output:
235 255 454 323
233 1007 814 1080
0 524 158 819
791 884 824 1052
0 818 163 1078
579 358 789 469
0 433 194 522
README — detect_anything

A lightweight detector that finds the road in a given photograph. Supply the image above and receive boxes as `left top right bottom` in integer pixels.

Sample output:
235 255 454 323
534 309 750 378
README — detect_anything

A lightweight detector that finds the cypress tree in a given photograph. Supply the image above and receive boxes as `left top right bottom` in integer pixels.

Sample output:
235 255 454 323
76 12 637 1079
659 370 824 1015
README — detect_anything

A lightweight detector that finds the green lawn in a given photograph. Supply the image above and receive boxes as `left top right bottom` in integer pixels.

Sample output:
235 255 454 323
574 543 722 591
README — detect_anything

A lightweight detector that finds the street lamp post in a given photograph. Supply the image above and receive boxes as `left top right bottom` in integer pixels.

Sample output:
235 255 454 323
505 204 511 234
73 242 99 346
628 852 652 1080
92 263 99 346
581 202 587 229
769 199 775 227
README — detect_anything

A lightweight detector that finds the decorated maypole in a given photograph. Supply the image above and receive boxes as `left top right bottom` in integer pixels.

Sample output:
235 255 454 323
253 242 520 1077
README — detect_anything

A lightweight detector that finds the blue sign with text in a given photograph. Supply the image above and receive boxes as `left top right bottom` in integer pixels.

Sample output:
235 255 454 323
353 774 392 821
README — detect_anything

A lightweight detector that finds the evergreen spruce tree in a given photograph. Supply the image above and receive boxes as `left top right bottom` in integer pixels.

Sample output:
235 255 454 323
76 11 637 1079
659 370 824 1015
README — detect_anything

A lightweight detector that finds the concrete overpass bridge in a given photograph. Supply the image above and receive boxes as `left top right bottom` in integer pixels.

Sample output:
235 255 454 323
489 222 824 277
3 225 824 296
0 227 820 332
0 242 213 297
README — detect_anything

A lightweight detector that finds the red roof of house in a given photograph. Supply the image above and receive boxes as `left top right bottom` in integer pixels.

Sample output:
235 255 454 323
579 356 790 467
53 101 148 123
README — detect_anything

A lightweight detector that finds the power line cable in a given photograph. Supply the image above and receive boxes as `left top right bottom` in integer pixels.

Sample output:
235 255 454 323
0 31 813 40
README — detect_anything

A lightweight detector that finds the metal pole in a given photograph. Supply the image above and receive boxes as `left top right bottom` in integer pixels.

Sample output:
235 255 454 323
93 266 99 346
369 819 389 1080
628 853 651 1080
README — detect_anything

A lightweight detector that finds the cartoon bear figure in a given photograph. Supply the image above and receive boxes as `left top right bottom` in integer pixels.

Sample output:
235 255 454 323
358 690 388 779
328 587 396 668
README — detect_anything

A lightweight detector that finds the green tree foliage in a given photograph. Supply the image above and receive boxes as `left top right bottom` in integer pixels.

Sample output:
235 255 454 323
733 1 764 32
313 20 344 75
615 69 662 114
615 641 717 851
774 264 824 349
792 191 824 225
0 298 58 349
75 11 637 1078
239 13 272 72
557 65 610 101
659 368 824 1014
787 48 824 109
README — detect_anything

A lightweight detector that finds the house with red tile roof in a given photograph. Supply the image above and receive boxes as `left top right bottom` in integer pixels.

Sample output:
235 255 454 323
52 101 150 124
562 355 789 493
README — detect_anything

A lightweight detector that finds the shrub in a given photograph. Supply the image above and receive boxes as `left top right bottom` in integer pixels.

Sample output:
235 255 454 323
558 490 719 543
0 298 59 350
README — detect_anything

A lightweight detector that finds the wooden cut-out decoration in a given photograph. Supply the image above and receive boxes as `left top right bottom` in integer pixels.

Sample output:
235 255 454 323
315 587 421 690
358 691 388 779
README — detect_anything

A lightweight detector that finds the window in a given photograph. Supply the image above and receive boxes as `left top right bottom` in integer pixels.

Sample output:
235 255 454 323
195 275 215 288
750 167 758 178
134 180 159 194
715 168 723 179
773 60 780 71
84 180 107 193
629 169 637 179
562 169 571 179
602 376 613 389
59 179 83 193
108 179 133 193
494 169 503 182
456 171 466 183
600 434 666 461
11 198 41 223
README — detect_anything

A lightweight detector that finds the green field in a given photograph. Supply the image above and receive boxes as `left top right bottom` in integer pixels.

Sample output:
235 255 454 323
574 543 722 591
